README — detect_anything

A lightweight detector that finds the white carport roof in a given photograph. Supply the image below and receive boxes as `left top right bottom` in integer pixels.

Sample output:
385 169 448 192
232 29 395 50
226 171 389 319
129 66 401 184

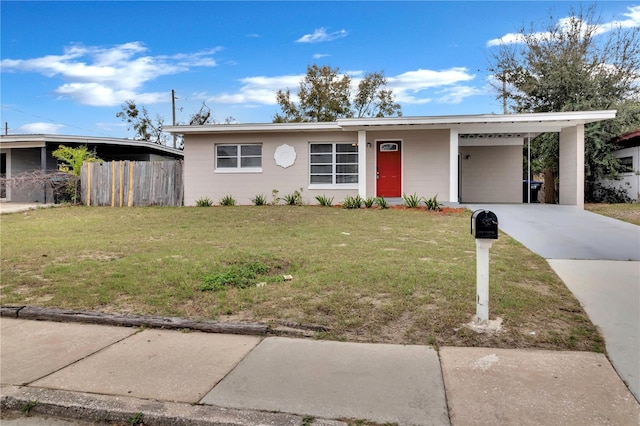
163 110 617 135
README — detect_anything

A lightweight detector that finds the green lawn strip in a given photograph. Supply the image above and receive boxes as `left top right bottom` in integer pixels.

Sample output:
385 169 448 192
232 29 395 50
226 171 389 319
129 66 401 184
0 205 602 351
585 203 640 226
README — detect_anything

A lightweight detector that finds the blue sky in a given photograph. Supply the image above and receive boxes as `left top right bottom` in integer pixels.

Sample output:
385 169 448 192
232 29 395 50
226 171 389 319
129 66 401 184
1 1 639 140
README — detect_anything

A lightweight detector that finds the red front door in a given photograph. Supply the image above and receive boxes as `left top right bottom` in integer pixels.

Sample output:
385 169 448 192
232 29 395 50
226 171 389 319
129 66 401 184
376 141 401 197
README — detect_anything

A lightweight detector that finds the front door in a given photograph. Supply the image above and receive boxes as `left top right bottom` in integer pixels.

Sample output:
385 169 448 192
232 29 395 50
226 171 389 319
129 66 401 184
376 141 401 197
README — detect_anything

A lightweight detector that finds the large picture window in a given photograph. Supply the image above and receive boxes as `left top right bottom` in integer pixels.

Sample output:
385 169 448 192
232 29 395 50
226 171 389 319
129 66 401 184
309 143 358 185
216 144 262 171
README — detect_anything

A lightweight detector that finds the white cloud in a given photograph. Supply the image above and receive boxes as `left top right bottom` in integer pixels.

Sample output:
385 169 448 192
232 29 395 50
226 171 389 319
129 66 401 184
487 5 640 47
313 53 331 59
0 42 219 107
296 28 348 43
19 122 65 134
206 67 479 107
205 74 302 105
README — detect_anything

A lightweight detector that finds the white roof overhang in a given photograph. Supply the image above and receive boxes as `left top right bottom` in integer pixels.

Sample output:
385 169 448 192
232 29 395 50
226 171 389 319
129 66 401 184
0 134 184 156
162 110 617 136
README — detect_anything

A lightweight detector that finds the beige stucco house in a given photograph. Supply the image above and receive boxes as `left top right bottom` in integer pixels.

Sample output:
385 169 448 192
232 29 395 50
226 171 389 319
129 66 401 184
164 110 616 209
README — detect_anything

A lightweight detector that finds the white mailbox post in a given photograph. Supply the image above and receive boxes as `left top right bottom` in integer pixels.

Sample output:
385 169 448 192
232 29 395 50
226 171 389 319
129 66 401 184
470 210 499 324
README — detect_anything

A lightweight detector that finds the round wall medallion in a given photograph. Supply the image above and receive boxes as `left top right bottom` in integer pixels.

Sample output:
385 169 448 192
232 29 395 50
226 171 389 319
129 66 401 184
274 144 296 168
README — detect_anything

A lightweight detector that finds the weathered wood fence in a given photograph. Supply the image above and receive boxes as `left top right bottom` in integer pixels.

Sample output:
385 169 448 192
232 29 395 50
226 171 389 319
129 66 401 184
80 160 183 206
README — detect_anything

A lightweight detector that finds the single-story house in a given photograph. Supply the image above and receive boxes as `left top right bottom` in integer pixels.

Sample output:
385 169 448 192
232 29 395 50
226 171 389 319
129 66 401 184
164 110 616 209
602 129 640 201
0 134 184 202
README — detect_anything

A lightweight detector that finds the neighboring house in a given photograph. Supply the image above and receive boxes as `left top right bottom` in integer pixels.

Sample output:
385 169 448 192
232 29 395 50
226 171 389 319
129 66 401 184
602 129 640 201
164 110 616 209
0 134 183 203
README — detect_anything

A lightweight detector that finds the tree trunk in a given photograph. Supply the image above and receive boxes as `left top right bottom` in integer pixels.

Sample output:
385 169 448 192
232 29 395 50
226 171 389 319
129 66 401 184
543 168 556 204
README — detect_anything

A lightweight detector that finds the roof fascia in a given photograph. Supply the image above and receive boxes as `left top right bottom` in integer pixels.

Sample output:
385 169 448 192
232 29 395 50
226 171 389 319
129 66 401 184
0 134 183 156
337 110 617 129
163 122 342 134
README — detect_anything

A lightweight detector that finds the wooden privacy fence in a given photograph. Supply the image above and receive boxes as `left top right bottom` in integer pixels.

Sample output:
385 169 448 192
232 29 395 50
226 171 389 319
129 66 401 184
80 160 183 206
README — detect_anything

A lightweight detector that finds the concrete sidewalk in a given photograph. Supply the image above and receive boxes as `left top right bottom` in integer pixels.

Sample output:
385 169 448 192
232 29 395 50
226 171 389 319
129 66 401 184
1 318 639 425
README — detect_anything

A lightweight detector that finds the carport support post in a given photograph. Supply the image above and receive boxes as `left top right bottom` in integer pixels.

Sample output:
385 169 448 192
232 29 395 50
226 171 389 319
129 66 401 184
475 239 493 323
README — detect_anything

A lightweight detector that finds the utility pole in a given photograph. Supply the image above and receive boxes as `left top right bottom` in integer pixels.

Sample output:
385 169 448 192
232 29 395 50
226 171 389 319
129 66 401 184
5 122 8 135
171 89 177 149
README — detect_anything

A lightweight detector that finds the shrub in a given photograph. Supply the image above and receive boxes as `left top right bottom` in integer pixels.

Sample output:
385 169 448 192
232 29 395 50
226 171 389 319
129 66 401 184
375 196 389 209
423 194 443 211
219 195 236 206
271 189 281 205
252 194 267 206
342 195 363 209
195 197 213 207
363 196 376 208
284 188 304 206
315 194 334 207
587 183 632 203
402 192 421 208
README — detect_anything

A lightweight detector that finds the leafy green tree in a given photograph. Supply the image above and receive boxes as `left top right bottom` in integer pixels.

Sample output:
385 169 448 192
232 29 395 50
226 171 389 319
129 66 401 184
116 100 168 144
52 145 101 176
52 145 101 203
274 65 401 122
488 5 640 202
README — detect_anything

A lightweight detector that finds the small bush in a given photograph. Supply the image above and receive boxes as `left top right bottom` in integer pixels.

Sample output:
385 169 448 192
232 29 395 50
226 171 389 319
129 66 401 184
315 194 334 207
219 195 236 206
270 189 281 205
375 196 389 209
195 197 213 207
423 194 443 211
342 195 363 209
363 196 376 208
587 183 632 204
284 188 304 205
252 194 267 206
403 192 421 208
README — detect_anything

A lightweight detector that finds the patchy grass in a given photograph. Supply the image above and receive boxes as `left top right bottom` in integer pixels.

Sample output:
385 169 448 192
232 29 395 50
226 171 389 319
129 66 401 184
585 203 640 226
0 205 603 351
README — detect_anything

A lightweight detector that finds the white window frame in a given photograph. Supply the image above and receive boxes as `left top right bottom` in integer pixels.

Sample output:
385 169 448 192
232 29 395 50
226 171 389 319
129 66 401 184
308 142 358 189
215 143 262 173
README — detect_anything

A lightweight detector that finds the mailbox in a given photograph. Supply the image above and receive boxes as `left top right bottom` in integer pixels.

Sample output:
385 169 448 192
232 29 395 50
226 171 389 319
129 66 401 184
471 209 498 239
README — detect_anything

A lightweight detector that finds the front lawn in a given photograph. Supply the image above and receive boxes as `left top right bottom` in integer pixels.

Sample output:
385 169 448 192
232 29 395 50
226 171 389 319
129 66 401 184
585 203 640 226
0 205 603 351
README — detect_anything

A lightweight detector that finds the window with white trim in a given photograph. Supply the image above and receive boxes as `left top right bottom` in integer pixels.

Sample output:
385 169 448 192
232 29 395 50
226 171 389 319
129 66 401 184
309 143 358 185
620 156 633 173
216 144 262 171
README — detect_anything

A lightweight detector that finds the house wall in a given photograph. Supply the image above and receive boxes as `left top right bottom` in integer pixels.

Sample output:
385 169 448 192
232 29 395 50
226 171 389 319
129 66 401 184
364 129 451 199
602 146 640 201
7 147 47 202
458 145 522 203
183 131 359 205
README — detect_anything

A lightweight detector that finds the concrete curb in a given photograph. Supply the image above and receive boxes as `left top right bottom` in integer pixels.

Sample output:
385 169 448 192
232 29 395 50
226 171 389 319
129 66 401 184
1 385 347 426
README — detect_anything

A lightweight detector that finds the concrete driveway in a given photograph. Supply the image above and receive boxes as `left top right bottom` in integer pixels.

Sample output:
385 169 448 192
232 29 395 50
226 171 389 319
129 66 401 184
469 203 640 401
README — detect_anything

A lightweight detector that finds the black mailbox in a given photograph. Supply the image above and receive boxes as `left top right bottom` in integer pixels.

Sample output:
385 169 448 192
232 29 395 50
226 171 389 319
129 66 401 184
471 209 499 239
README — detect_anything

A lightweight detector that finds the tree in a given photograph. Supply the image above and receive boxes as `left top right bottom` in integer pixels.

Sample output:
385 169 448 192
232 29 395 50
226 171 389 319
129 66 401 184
52 145 101 203
189 102 214 125
488 5 640 202
273 65 401 122
116 100 168 144
52 145 101 176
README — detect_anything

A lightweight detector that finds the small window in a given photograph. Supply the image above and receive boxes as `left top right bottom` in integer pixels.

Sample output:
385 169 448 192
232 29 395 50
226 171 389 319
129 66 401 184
619 156 633 173
380 143 398 152
309 143 358 186
216 144 262 171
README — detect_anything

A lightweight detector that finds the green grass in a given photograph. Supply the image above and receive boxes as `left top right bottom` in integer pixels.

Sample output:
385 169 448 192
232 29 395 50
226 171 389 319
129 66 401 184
0 205 602 351
585 203 640 226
